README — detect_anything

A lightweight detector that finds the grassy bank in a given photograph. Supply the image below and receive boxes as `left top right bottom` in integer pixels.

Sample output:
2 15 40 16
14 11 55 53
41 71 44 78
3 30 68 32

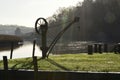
0 53 120 72
0 34 23 51
0 34 22 41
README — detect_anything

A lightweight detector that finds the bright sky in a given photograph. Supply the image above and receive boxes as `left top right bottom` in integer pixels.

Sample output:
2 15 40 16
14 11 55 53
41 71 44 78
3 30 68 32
0 0 83 27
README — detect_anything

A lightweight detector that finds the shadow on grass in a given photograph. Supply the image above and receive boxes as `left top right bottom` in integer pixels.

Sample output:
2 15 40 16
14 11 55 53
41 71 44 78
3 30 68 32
45 58 70 71
11 58 43 70
11 60 33 70
11 58 70 71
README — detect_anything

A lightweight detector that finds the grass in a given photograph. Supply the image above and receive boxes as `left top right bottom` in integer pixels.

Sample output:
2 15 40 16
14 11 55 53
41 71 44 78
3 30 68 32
0 53 120 72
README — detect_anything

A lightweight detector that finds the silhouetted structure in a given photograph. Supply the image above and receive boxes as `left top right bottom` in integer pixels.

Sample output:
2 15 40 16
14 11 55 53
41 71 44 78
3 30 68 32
35 17 79 58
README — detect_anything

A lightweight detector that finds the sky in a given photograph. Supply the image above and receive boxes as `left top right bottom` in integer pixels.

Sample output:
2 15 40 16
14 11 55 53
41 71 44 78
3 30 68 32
0 0 83 27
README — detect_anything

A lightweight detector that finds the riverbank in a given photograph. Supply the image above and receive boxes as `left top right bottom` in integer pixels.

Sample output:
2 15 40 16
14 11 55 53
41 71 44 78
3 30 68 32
0 34 23 51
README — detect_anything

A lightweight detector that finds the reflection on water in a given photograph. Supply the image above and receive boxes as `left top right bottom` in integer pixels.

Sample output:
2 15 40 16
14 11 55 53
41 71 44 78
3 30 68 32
0 42 42 60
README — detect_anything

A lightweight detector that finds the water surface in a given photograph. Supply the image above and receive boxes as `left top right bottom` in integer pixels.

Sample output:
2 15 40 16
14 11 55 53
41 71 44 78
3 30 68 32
0 43 42 60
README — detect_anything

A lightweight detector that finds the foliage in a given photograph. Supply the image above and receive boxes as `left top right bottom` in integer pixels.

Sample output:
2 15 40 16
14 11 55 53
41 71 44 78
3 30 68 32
48 0 120 42
0 53 120 72
0 24 33 35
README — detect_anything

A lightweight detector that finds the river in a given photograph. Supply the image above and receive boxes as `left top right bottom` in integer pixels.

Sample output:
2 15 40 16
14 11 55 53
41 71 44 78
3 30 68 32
0 42 42 60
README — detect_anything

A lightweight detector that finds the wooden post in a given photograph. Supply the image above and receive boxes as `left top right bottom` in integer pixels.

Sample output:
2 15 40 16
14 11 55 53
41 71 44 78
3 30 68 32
94 44 98 53
88 45 93 55
3 56 8 70
98 44 102 54
3 56 8 80
10 42 14 59
117 44 120 53
32 40 36 57
33 56 38 80
104 44 108 53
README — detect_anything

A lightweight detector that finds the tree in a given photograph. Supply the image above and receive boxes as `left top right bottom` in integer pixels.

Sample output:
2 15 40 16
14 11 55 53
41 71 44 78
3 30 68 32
48 0 120 42
15 27 22 36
